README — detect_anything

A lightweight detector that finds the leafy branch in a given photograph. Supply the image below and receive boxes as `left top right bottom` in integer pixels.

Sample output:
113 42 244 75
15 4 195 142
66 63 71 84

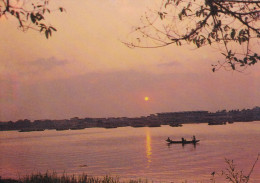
0 0 64 38
124 0 260 72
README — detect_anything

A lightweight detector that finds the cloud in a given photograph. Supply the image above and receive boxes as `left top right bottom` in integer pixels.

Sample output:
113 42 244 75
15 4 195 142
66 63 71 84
157 61 182 67
2 69 260 121
0 76 18 102
16 57 70 78
27 57 69 71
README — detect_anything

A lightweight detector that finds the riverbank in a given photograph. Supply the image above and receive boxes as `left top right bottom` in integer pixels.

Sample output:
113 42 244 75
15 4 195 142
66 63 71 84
1 107 260 132
0 173 147 183
1 154 259 183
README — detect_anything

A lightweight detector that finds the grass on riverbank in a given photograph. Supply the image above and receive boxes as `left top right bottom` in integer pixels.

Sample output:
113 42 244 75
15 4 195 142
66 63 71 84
1 154 259 183
0 173 148 183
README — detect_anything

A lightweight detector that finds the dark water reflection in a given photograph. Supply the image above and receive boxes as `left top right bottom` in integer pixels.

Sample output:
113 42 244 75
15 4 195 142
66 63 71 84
0 122 259 183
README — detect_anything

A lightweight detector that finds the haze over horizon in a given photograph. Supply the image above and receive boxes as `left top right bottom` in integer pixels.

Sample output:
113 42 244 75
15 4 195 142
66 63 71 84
1 0 260 121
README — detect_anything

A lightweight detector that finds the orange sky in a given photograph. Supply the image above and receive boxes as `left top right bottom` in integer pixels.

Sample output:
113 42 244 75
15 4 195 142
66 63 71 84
1 0 260 121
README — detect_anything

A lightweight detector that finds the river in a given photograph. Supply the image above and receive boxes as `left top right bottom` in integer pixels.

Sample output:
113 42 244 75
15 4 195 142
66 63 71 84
0 122 259 183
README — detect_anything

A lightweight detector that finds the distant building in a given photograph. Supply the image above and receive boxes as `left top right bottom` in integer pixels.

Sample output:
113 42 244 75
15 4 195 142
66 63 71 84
157 111 209 123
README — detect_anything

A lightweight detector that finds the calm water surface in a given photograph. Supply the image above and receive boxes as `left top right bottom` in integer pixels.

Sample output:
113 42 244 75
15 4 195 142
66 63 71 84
0 122 260 183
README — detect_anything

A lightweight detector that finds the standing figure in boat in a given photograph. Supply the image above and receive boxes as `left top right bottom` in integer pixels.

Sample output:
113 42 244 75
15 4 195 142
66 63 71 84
192 135 196 142
181 137 186 143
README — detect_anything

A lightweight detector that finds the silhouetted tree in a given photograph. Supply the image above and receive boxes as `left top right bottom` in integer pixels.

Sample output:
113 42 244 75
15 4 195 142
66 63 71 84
0 0 64 38
15 119 31 128
124 0 260 72
33 120 55 129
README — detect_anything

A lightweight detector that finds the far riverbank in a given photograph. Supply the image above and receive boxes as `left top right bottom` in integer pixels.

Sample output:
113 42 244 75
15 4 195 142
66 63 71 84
0 107 260 132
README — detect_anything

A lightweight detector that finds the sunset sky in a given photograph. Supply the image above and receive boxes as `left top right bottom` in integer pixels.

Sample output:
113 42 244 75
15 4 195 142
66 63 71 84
1 0 260 121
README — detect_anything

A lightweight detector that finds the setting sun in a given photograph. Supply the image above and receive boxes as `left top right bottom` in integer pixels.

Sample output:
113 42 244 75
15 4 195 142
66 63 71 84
144 97 149 101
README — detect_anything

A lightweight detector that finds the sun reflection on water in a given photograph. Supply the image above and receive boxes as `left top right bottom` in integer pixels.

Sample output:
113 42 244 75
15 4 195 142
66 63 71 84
146 129 152 167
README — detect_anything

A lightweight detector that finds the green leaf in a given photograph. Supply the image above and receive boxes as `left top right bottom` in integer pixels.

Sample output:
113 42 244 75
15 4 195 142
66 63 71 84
231 64 235 70
207 38 211 45
16 12 20 19
40 27 44 32
45 30 49 39
36 13 44 21
230 29 236 39
178 13 182 20
30 13 36 23
243 57 247 64
49 26 57 31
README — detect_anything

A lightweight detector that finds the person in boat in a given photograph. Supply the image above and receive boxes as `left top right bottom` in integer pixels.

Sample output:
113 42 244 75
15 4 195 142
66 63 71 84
167 137 171 142
192 135 196 142
181 137 186 143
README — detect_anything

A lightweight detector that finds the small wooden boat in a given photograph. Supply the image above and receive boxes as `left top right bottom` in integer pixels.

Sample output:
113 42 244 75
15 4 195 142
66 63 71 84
169 123 183 127
148 124 161 127
166 138 200 144
208 122 226 125
70 127 85 130
131 124 145 128
104 125 118 129
56 128 69 131
19 129 45 132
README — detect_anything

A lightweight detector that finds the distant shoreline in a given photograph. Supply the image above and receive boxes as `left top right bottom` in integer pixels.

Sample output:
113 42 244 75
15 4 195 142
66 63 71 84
0 121 258 133
0 107 260 132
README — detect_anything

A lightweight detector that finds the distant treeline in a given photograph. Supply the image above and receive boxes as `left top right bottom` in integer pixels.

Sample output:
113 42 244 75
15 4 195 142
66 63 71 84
1 107 260 131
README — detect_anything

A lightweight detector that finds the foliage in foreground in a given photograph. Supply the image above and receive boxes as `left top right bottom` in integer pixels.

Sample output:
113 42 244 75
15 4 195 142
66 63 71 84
0 154 259 183
0 173 148 183
124 0 260 72
211 154 259 183
0 0 64 38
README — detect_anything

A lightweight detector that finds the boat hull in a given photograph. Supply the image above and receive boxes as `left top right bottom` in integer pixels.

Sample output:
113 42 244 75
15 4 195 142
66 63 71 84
166 139 200 144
